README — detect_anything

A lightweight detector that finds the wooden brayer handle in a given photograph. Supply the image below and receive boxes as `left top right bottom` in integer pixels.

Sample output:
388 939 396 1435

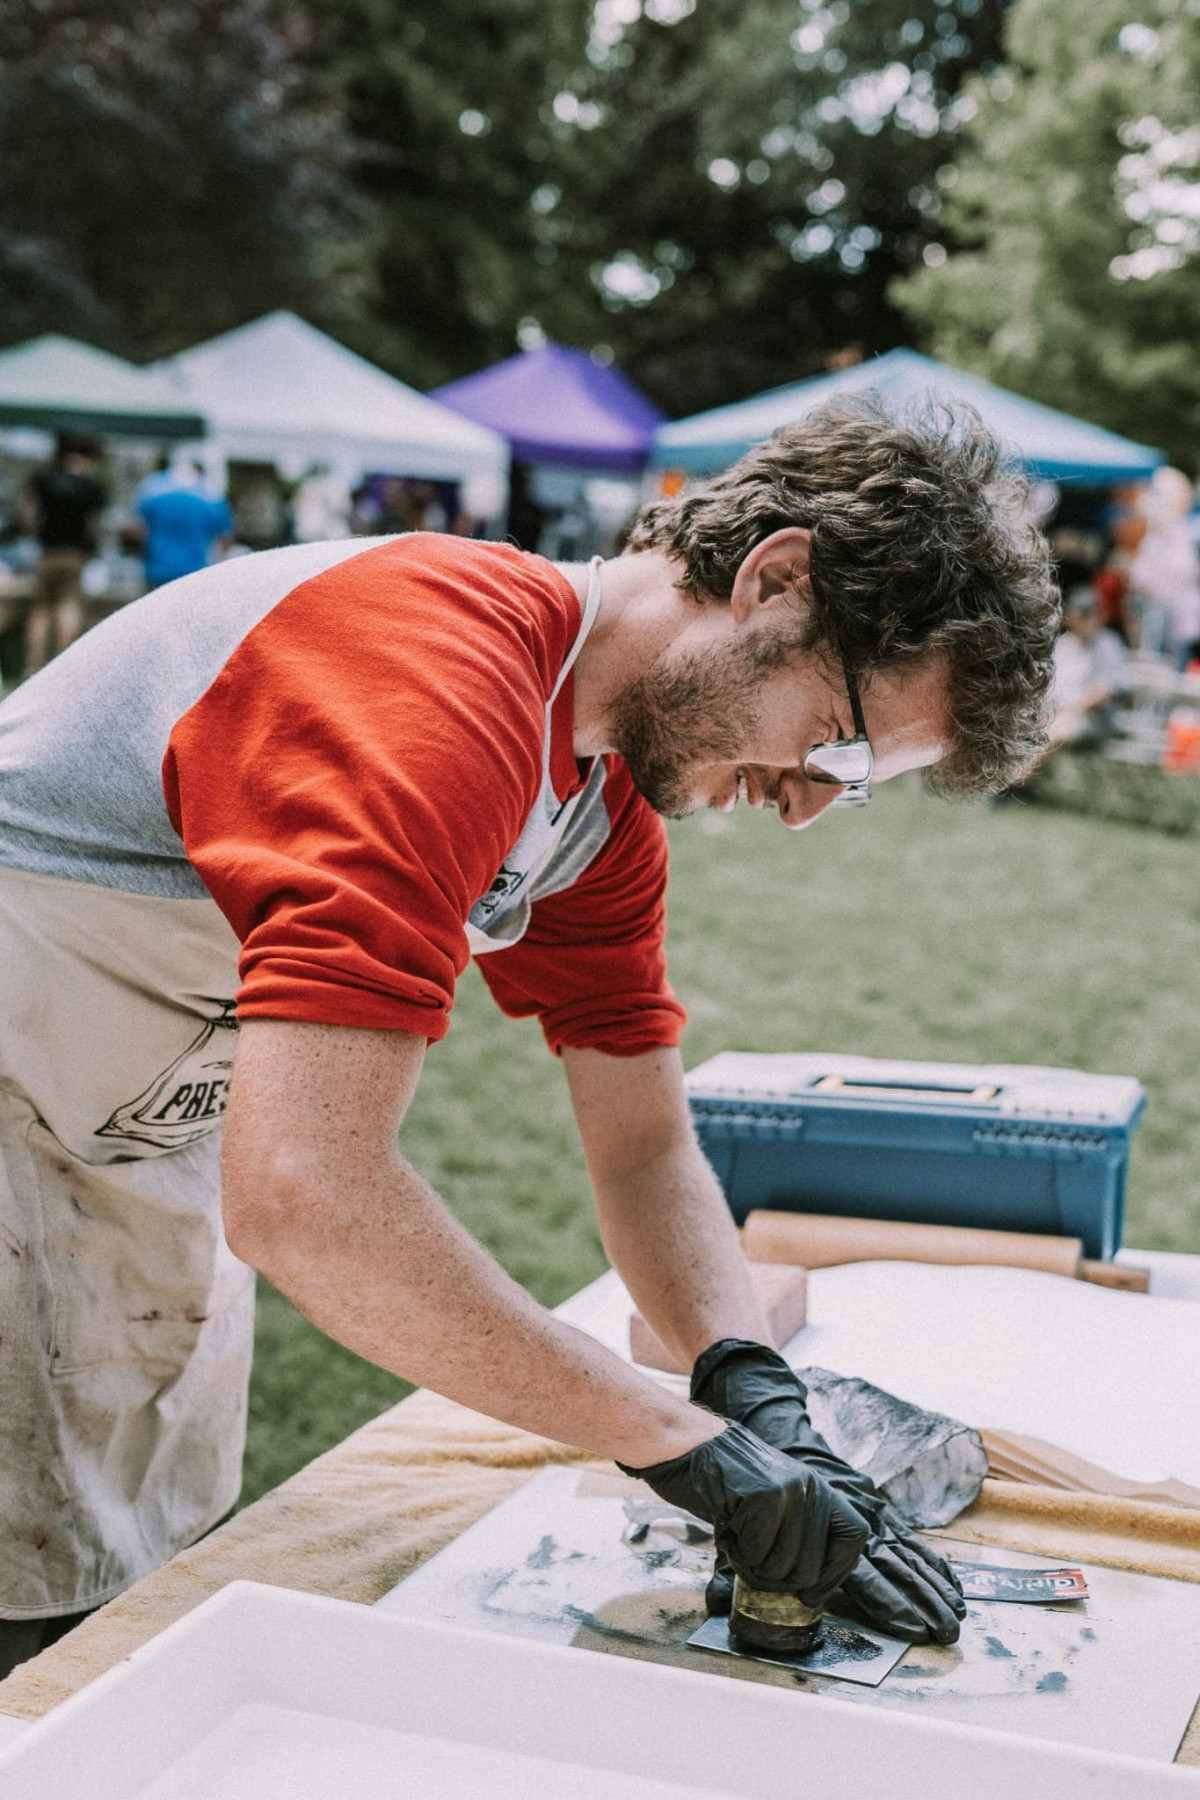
742 1211 1083 1275
742 1211 1149 1291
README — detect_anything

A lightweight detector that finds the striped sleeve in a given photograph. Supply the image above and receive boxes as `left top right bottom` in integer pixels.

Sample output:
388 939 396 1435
162 538 572 1037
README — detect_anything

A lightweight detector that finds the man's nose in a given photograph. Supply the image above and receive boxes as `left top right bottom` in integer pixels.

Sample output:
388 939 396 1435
776 770 843 830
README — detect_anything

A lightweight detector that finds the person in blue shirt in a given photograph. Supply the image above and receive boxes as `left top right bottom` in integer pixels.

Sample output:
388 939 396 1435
136 459 234 590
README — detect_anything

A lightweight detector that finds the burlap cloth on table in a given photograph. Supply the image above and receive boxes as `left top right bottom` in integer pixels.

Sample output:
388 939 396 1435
2 1385 1198 1766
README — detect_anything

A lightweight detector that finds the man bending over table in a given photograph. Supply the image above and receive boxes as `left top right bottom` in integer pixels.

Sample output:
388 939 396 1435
0 399 1058 1674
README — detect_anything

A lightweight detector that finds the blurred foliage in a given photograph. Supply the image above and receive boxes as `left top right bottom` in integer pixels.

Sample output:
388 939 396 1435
0 0 367 356
5 0 1195 450
516 0 1006 413
1 0 1005 416
894 0 1200 471
320 0 1007 410
309 0 596 387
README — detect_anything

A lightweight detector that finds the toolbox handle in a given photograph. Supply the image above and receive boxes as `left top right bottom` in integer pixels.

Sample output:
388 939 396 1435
811 1075 1000 1103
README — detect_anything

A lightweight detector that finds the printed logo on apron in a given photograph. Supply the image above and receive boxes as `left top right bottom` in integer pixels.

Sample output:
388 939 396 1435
96 1003 239 1149
470 797 571 930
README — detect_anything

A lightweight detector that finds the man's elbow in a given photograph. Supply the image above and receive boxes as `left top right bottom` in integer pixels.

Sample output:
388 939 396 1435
221 1137 322 1272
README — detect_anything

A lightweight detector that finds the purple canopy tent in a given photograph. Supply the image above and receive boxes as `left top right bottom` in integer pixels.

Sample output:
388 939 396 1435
432 342 664 476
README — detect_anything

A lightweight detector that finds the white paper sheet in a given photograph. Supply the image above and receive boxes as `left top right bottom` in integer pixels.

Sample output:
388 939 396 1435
789 1263 1200 1488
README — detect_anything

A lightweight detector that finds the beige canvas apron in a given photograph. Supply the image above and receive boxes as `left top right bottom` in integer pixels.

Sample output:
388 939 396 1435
0 559 602 1619
0 867 251 1617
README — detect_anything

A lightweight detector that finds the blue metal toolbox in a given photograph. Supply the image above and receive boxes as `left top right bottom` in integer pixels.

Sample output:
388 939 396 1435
684 1052 1146 1260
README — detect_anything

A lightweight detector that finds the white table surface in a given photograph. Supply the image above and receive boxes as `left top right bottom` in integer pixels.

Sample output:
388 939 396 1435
555 1246 1200 1361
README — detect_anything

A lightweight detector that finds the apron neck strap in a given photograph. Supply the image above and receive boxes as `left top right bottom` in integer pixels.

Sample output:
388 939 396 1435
551 556 604 700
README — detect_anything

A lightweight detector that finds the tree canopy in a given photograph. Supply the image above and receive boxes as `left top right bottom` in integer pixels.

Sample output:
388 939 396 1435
3 0 1195 462
2 0 1006 414
322 0 1006 411
894 0 1200 470
0 0 364 357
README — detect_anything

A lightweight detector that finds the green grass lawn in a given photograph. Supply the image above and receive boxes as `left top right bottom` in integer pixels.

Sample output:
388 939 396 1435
241 780 1200 1505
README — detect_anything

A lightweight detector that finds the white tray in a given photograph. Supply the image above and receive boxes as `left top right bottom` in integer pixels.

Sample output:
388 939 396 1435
0 1581 1195 1798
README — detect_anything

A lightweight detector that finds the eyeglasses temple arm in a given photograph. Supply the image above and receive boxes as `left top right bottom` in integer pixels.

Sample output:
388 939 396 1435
843 661 869 740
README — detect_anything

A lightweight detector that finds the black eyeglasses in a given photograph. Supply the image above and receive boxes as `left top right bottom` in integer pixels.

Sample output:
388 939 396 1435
801 659 873 806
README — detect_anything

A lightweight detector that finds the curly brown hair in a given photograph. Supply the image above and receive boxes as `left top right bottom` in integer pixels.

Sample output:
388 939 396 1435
626 396 1061 796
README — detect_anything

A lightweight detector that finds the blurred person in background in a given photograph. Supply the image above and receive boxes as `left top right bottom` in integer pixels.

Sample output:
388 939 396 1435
349 478 384 535
1093 559 1131 642
379 477 412 534
1127 467 1200 666
406 481 448 533
22 433 106 673
1049 587 1130 748
292 463 351 543
136 457 234 591
506 463 548 552
231 468 289 551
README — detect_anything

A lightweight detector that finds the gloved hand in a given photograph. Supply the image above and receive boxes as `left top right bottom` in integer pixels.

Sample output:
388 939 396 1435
618 1418 869 1605
692 1339 966 1645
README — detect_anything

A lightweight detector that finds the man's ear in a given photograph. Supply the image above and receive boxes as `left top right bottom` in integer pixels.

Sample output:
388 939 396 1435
729 527 812 625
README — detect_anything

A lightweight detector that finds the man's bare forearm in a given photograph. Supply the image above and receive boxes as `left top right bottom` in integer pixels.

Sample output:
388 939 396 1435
591 1133 769 1369
565 1046 769 1371
224 1124 722 1468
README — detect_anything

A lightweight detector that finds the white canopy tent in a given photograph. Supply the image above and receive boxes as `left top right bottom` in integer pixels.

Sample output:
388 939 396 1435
0 335 204 439
163 312 509 521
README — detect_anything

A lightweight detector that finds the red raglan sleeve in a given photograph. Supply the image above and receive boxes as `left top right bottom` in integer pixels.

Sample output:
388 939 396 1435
161 538 567 1038
474 757 687 1057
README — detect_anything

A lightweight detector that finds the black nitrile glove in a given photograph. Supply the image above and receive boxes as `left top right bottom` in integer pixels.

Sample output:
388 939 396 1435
618 1418 869 1605
692 1340 966 1645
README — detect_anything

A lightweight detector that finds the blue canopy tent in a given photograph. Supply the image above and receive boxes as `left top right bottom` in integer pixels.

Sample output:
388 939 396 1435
652 349 1163 485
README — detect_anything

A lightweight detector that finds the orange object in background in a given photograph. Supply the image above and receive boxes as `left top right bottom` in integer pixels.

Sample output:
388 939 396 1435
1093 565 1127 631
1164 709 1200 772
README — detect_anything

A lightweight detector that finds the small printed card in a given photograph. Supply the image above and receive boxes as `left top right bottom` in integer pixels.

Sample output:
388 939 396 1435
952 1562 1089 1604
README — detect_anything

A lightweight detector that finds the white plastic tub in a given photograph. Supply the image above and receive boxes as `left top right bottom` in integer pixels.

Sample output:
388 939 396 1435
1 1582 1197 1798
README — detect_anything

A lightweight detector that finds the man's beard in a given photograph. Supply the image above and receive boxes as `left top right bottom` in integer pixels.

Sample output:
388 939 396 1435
606 620 808 818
